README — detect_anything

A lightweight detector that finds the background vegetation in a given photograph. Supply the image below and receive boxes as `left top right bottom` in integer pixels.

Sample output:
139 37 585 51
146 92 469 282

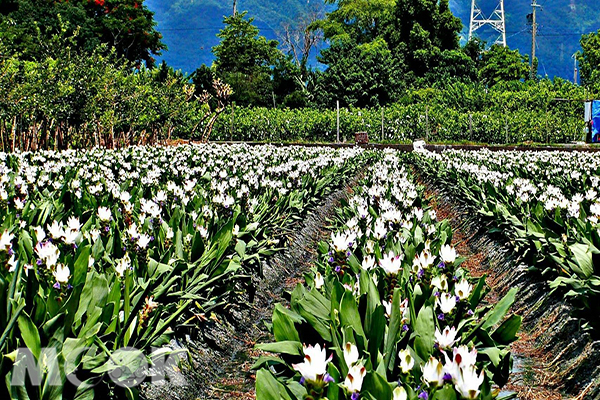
0 0 600 149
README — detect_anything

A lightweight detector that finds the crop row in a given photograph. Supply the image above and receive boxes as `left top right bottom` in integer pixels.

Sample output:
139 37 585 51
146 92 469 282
255 151 520 400
412 149 600 329
0 144 370 399
209 105 584 144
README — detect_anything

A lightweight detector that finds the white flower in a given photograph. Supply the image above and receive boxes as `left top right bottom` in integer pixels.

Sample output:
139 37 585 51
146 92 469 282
47 220 64 240
393 386 408 400
365 240 375 254
89 229 101 242
33 226 46 243
437 292 457 314
382 300 392 317
454 365 484 399
331 231 354 252
35 241 60 267
62 229 80 245
440 245 457 264
54 264 70 284
452 345 478 369
431 275 449 292
435 326 458 349
361 255 375 271
0 230 13 249
398 349 414 374
14 198 24 210
343 364 366 393
165 227 174 240
137 234 151 249
422 356 444 387
292 344 332 382
455 278 473 300
343 342 359 368
379 251 403 275
7 254 18 272
315 271 324 289
98 206 112 222
115 254 131 277
418 250 435 269
66 216 82 232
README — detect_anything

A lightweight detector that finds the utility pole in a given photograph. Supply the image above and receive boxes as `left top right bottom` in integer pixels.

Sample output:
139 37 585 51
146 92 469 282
233 0 237 15
530 0 540 80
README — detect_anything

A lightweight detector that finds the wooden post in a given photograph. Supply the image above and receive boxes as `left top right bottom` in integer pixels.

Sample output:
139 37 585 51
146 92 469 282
230 102 235 141
425 105 430 141
545 102 549 144
337 100 340 143
468 113 473 140
381 107 385 142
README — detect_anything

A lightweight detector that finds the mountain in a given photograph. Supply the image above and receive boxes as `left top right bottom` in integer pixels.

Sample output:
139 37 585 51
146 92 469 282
146 0 600 81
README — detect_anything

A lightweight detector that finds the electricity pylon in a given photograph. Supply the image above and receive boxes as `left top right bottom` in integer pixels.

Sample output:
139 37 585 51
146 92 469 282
469 0 507 47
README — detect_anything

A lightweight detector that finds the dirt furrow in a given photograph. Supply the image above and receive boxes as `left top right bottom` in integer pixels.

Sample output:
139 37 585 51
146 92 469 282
423 187 591 400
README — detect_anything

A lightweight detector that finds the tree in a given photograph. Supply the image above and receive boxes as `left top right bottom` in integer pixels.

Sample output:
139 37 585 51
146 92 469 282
316 38 403 108
212 11 281 107
385 0 464 81
310 0 395 45
0 0 165 67
577 29 600 90
479 44 530 86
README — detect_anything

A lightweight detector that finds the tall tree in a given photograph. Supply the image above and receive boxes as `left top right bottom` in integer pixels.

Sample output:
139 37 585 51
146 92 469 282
479 44 531 86
385 0 463 80
577 29 600 90
316 37 403 107
0 0 165 67
212 11 281 106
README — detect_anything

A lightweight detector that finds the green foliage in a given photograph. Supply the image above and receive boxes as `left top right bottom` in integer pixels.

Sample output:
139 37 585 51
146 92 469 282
412 148 600 331
212 11 281 107
316 38 404 108
0 31 225 151
479 45 531 86
254 153 519 399
0 144 371 398
0 0 165 67
577 29 600 91
209 80 590 144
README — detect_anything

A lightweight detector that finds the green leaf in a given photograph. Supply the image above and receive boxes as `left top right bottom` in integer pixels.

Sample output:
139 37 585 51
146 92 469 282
413 304 435 361
255 369 293 400
569 243 594 279
340 290 365 339
17 312 41 360
362 370 393 400
255 341 303 356
273 304 301 342
492 315 522 344
482 288 517 330
433 386 458 400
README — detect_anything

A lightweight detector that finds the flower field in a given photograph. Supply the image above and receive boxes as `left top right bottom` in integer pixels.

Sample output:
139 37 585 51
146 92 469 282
0 144 369 399
254 151 520 400
3 143 600 400
413 149 600 328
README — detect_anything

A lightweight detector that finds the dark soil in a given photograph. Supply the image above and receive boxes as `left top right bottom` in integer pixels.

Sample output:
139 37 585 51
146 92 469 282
141 176 358 400
423 187 600 400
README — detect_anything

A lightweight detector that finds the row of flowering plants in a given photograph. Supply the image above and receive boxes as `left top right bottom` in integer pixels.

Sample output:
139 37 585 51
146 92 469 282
412 148 600 329
0 144 369 399
254 151 520 400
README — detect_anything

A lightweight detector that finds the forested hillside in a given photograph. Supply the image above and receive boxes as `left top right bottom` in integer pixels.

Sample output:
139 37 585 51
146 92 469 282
147 0 600 80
